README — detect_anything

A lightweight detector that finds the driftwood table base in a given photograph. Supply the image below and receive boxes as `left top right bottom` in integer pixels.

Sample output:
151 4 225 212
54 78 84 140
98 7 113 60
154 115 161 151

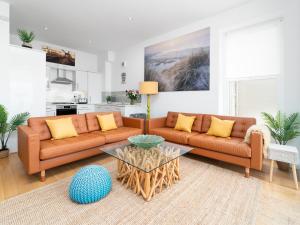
117 158 180 201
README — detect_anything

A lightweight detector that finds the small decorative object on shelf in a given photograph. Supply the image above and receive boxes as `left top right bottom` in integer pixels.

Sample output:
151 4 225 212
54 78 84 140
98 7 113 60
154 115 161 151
126 89 140 105
0 104 29 158
17 29 35 49
106 96 112 104
261 111 300 171
128 135 165 149
121 72 126 84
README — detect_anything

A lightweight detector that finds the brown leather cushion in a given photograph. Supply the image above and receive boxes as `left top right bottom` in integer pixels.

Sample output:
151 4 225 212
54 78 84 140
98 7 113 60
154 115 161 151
189 134 251 158
149 127 198 145
166 112 203 132
28 114 89 141
92 127 142 144
201 114 256 138
86 112 123 132
40 133 105 160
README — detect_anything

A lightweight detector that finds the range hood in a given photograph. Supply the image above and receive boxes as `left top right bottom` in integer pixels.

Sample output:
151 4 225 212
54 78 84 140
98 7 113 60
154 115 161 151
51 68 73 85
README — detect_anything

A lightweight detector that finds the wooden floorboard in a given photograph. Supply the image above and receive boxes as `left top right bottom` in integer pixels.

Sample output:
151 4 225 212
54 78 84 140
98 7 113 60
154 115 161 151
0 153 299 224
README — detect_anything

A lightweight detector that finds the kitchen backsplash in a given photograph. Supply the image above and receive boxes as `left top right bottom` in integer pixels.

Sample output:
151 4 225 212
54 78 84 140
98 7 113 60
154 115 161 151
102 91 141 104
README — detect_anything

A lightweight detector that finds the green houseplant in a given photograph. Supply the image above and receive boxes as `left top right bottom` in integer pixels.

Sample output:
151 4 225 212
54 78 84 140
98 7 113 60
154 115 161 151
17 29 35 48
106 96 112 104
261 111 300 170
0 104 29 158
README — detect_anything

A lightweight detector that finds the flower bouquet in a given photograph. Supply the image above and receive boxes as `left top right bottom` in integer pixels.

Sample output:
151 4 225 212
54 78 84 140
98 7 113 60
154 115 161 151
126 89 140 105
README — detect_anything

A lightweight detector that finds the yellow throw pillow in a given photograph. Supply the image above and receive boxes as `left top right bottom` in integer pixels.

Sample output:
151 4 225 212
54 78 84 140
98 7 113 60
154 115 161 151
46 117 78 140
97 114 117 131
207 116 235 138
174 114 196 133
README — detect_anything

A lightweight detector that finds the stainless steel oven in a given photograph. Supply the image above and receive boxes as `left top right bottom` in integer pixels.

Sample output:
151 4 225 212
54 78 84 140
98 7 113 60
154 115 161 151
56 105 77 115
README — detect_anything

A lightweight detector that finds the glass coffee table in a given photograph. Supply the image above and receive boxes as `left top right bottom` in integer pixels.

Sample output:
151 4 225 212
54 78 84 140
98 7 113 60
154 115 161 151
100 140 193 201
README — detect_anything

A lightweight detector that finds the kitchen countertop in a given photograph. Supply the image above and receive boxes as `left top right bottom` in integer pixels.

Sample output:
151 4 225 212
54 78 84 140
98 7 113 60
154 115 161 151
95 103 143 107
46 102 143 107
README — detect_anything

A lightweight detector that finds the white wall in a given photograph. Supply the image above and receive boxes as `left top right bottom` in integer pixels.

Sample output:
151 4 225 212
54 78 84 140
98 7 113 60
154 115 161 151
0 1 10 108
110 0 300 162
10 35 99 73
282 0 300 151
111 0 299 117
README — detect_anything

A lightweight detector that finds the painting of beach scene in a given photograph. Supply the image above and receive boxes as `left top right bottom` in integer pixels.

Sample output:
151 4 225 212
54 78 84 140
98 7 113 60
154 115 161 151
144 28 210 92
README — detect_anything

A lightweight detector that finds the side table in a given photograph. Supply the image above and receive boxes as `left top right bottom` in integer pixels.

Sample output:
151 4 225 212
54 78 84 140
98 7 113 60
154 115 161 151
268 143 299 190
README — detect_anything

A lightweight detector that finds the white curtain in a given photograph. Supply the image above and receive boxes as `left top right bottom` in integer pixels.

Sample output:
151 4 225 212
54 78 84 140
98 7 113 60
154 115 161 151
225 19 282 79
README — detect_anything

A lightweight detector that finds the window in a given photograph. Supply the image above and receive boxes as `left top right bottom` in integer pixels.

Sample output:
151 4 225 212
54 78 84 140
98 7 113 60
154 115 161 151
224 19 282 122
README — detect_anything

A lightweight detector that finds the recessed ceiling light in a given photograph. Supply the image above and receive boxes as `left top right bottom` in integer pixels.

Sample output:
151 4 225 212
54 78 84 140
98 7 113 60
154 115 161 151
44 26 48 31
128 17 133 21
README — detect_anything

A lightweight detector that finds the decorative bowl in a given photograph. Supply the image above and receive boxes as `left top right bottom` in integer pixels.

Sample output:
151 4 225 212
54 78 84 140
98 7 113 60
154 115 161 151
128 135 165 149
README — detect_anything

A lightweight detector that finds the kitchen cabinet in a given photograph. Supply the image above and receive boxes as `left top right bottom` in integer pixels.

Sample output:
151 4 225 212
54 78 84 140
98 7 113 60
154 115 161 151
46 105 56 116
77 104 95 114
75 70 88 95
95 105 124 114
95 104 146 117
87 72 102 104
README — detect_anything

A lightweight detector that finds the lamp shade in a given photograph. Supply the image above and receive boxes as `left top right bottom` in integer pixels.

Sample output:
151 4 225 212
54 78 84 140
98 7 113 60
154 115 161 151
139 81 158 95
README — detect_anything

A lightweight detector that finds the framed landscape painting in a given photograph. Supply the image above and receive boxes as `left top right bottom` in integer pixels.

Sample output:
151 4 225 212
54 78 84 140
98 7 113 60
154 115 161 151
144 28 210 92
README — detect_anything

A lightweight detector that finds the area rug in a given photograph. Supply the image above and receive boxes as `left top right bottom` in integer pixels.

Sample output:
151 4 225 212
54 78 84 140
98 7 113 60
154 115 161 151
0 157 261 225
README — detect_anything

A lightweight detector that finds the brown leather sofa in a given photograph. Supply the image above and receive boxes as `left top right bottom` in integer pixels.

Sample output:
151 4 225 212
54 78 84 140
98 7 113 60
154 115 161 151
147 112 263 177
18 111 144 181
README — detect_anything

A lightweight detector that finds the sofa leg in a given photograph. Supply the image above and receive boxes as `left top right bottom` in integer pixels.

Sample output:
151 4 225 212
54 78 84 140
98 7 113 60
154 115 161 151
40 170 46 182
245 168 250 178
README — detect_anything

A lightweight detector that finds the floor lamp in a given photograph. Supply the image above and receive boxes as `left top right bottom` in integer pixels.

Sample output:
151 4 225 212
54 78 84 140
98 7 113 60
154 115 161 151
139 81 158 119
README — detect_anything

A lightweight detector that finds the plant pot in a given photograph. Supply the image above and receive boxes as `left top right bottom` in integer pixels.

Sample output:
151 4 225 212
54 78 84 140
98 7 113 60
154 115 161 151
130 99 135 105
276 161 290 171
22 42 32 48
0 149 9 159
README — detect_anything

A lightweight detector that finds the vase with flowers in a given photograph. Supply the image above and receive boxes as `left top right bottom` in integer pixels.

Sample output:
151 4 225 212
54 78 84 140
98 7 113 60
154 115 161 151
126 89 140 105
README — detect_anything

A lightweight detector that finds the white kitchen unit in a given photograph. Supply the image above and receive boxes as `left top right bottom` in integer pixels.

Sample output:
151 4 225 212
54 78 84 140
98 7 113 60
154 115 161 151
46 105 56 116
77 104 95 114
95 104 146 117
75 70 88 95
8 46 46 152
88 72 102 104
0 2 9 108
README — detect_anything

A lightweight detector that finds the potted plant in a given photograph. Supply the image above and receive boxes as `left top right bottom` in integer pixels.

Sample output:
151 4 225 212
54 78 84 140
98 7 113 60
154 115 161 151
261 111 300 171
126 90 140 105
17 29 35 48
0 104 29 158
106 96 112 104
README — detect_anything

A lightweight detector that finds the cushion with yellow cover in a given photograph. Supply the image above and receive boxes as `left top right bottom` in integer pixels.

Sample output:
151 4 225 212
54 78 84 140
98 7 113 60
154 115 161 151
174 113 196 133
97 114 117 131
46 117 78 140
207 116 235 138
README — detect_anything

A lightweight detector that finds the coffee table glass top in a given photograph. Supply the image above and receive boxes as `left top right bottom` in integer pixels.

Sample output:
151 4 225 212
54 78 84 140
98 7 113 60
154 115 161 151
100 140 193 172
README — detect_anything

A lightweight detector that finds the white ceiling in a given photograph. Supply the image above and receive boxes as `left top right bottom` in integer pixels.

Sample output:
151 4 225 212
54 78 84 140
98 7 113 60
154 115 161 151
6 0 251 53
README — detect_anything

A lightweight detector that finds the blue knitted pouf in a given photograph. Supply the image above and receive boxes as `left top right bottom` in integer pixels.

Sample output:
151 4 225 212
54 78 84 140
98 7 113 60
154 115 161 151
69 165 112 204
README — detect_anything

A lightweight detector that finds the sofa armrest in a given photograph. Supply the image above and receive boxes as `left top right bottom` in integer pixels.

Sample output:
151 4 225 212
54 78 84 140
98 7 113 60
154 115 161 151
18 125 40 174
122 117 144 131
250 131 263 171
146 117 167 133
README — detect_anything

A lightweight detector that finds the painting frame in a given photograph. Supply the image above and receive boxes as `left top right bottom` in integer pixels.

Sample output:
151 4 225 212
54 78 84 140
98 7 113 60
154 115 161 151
42 46 76 66
144 27 210 92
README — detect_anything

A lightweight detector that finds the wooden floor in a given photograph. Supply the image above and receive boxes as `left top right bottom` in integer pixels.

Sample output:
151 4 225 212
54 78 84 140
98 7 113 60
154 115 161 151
0 153 299 225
